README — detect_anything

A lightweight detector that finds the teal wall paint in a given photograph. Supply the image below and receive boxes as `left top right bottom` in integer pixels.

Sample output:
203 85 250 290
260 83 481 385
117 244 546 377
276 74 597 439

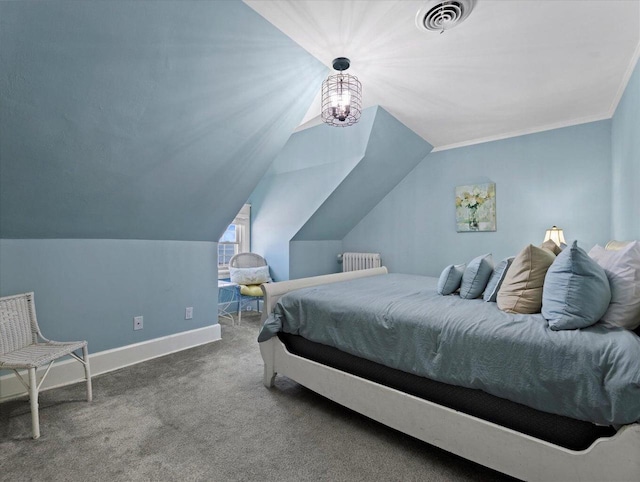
289 240 343 279
343 120 612 277
248 107 377 281
249 106 432 281
0 0 326 241
0 239 217 353
0 1 325 356
611 59 640 240
293 107 433 241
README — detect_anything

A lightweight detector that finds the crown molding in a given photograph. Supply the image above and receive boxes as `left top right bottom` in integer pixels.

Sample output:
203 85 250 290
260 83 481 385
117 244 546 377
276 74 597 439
431 113 611 153
607 40 640 117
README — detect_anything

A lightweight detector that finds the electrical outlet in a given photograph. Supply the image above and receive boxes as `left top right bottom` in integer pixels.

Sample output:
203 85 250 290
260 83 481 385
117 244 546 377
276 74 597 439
133 316 143 331
185 307 193 320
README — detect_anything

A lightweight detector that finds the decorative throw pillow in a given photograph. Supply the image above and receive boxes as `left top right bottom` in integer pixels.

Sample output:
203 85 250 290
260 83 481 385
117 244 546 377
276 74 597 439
483 257 515 302
543 241 611 330
588 242 640 330
437 264 466 295
497 245 556 314
540 239 562 255
230 265 271 285
459 254 494 299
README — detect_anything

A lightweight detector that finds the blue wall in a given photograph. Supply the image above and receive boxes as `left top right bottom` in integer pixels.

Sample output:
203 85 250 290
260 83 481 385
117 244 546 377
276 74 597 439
248 107 377 281
2 0 635 356
0 1 325 352
289 240 344 279
294 107 433 241
611 59 640 240
0 1 325 240
343 120 613 276
0 240 217 353
250 106 433 280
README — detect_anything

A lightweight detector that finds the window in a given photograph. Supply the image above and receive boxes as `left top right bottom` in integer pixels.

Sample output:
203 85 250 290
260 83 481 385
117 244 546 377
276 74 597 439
218 204 250 279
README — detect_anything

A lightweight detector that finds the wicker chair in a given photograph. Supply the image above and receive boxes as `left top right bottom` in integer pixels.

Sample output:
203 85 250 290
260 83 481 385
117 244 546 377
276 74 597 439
229 253 269 323
0 292 92 439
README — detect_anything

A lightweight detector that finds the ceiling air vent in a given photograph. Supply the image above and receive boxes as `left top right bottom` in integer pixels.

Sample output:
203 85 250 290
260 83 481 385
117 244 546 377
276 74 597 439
415 0 477 33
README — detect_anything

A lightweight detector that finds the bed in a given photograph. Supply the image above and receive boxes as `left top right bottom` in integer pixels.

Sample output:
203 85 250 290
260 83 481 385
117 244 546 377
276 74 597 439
257 266 640 481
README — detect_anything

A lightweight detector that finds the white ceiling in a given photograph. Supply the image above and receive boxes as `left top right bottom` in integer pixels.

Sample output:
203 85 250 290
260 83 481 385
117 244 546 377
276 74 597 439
244 0 640 150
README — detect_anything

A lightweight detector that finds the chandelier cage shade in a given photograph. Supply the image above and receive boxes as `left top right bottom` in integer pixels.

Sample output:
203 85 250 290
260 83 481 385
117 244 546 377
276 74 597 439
543 226 566 246
321 57 362 127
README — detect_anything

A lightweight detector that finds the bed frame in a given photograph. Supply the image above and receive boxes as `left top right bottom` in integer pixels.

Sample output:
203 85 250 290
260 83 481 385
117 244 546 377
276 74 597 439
258 267 640 481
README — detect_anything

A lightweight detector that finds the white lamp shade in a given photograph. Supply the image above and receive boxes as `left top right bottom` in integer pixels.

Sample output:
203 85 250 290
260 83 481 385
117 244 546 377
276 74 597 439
544 226 566 246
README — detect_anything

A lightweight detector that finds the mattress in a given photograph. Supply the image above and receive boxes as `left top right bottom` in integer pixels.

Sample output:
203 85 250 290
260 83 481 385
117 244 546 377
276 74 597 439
259 273 640 425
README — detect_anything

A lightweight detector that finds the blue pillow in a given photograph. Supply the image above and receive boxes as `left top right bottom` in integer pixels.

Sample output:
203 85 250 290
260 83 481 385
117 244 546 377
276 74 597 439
483 257 514 302
437 264 466 295
459 254 494 299
542 240 611 330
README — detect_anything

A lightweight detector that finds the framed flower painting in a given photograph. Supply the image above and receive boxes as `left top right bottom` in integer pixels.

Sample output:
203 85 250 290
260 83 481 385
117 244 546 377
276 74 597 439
455 182 496 232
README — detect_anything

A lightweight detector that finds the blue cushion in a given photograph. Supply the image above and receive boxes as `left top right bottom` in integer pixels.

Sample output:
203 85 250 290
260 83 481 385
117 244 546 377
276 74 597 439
483 257 515 302
437 264 466 295
542 240 611 330
459 254 494 299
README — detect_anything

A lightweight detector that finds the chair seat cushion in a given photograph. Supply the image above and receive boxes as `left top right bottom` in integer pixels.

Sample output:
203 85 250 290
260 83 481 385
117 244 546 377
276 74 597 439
0 340 87 369
240 285 264 297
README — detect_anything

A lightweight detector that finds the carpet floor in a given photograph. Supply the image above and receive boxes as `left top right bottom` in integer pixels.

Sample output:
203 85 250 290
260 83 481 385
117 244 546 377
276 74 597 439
0 312 513 481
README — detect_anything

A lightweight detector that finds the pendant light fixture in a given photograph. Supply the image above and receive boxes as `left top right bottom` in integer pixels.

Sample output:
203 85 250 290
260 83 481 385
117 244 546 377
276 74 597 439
321 57 362 127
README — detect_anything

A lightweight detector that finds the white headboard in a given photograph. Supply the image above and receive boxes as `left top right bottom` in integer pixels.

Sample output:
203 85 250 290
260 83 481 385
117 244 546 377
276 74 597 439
605 240 633 251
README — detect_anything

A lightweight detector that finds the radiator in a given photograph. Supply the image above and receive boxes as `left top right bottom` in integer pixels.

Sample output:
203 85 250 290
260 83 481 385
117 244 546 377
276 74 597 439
342 252 381 272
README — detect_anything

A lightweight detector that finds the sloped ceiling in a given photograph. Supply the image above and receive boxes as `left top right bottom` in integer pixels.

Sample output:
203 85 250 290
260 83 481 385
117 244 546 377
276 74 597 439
249 106 432 280
245 0 640 150
0 1 326 240
293 106 433 241
249 107 377 280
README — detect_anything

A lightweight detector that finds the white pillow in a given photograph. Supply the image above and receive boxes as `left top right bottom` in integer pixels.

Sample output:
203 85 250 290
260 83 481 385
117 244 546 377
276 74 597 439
230 266 271 285
588 242 640 330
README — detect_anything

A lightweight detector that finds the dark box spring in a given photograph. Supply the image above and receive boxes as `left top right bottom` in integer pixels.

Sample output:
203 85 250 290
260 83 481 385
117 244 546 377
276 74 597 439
278 332 616 451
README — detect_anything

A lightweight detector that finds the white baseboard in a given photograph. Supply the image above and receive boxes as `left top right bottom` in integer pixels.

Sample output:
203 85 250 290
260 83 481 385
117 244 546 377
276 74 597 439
0 324 222 402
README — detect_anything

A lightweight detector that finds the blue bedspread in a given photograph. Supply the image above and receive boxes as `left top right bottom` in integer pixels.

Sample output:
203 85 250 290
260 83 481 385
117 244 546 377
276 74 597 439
258 273 640 425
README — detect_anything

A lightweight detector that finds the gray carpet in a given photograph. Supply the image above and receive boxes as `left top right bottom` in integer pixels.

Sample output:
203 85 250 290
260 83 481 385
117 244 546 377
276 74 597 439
0 312 513 481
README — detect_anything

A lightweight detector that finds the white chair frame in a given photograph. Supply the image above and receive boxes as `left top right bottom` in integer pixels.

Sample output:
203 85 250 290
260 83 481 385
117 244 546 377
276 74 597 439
229 252 268 324
0 292 92 439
